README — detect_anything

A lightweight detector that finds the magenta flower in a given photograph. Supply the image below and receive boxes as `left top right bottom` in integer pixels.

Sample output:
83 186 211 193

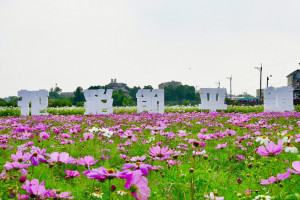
167 160 182 168
21 179 48 198
287 161 300 175
48 152 76 164
261 172 291 185
11 151 30 163
4 161 31 171
83 167 107 182
83 132 94 140
65 170 80 179
204 192 224 200
215 142 227 149
148 146 174 160
47 189 74 199
130 155 146 162
77 156 99 169
124 170 151 200
23 147 48 166
123 162 152 175
257 140 283 157
40 132 50 140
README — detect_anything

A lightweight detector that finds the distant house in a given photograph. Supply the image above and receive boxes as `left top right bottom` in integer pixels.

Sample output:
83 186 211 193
286 69 300 99
158 81 182 89
107 79 129 94
256 89 264 99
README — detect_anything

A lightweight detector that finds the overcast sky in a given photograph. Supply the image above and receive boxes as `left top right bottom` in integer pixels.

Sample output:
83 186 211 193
1 0 300 98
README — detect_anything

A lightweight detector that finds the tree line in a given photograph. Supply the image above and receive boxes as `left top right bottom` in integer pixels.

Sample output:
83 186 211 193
0 84 201 107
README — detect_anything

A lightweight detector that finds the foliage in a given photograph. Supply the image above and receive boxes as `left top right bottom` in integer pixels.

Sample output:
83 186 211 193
0 112 299 199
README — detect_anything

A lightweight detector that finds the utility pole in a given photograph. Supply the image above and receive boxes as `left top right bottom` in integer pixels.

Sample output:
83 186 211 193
254 63 263 100
215 81 220 88
267 75 272 87
226 76 232 100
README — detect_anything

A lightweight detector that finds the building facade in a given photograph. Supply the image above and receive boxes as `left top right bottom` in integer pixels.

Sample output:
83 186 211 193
286 69 300 99
158 81 182 89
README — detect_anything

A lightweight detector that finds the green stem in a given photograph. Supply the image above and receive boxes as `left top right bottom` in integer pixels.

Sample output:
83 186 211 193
177 162 180 200
282 178 300 200
108 179 111 199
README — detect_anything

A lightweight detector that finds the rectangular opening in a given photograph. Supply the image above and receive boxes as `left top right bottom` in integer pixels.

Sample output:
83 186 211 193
216 93 219 101
101 99 107 103
102 109 107 113
207 93 210 101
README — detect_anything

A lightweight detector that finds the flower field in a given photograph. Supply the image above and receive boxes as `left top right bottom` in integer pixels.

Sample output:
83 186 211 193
0 111 299 199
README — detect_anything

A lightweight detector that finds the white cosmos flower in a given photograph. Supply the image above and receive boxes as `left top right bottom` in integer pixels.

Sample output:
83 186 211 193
117 190 126 196
91 192 103 198
89 127 100 133
282 136 291 144
284 145 298 153
100 128 114 138
254 195 272 200
255 136 270 145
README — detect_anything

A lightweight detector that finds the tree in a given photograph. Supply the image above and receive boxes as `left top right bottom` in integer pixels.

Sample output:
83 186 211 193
73 87 85 105
129 86 141 103
49 85 62 99
174 85 186 100
143 85 153 90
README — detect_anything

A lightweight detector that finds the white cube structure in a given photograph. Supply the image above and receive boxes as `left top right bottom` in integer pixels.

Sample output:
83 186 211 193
264 87 277 112
151 89 165 114
264 87 294 112
136 89 164 114
18 90 49 116
84 89 113 115
199 88 227 111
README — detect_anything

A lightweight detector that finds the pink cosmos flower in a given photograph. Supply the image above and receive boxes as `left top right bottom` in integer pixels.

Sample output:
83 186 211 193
261 172 290 185
48 189 74 199
40 132 50 140
167 160 182 168
130 155 146 162
83 167 108 182
287 161 300 175
215 143 227 149
149 146 174 160
21 179 48 199
4 161 31 171
48 152 76 164
124 170 151 200
23 147 48 166
257 140 283 157
123 162 152 175
84 166 120 180
204 192 224 200
120 154 129 160
83 132 94 140
11 151 30 163
77 156 99 169
65 170 80 179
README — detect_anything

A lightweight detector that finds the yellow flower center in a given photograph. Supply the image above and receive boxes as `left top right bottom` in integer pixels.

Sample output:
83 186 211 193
289 144 294 147
107 169 114 174
262 135 267 139
32 152 38 157
136 162 141 167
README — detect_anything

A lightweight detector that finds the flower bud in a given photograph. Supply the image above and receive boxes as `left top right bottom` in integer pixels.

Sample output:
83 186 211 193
189 168 194 173
111 184 116 192
19 176 26 183
237 178 242 184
